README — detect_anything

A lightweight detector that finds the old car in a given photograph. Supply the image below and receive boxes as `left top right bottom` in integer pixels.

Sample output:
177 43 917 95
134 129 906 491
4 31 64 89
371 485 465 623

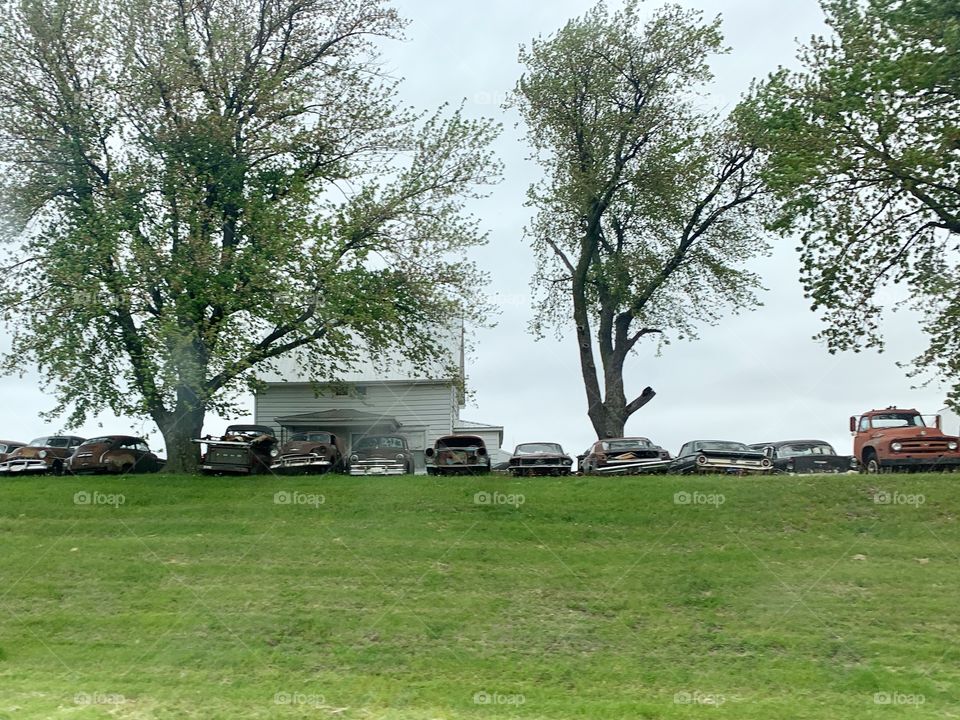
578 437 671 475
507 442 573 476
348 435 414 475
851 407 960 473
0 435 86 476
749 440 858 474
275 430 345 473
194 424 279 475
0 440 26 463
425 434 490 475
66 436 164 474
671 440 772 475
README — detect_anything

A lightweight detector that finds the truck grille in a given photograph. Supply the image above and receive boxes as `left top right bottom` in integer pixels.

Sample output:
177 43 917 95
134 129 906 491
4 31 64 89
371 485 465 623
898 439 954 454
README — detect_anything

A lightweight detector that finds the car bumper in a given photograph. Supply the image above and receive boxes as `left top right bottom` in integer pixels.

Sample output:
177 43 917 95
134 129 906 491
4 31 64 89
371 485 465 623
880 456 960 469
350 462 406 476
428 463 490 473
0 460 52 474
594 459 671 474
275 457 332 470
200 464 253 474
508 463 571 473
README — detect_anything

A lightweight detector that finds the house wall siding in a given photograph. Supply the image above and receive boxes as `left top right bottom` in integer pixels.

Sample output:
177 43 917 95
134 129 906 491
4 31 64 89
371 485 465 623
255 382 456 450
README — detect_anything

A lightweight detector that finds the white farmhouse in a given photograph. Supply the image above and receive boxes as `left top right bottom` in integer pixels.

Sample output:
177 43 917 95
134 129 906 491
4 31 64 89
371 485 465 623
252 332 503 470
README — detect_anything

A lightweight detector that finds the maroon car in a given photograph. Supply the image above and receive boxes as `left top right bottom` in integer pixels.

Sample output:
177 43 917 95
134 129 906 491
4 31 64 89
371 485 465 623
67 436 164 474
275 431 345 473
0 440 26 463
507 442 573 476
0 435 86 476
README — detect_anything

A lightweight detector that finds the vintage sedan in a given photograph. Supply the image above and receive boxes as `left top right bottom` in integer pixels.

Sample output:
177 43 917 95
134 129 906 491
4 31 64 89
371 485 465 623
672 440 772 475
0 440 26 463
195 424 279 475
348 435 414 475
507 442 573 476
67 436 164 474
425 434 490 475
0 435 86 476
275 431 344 473
748 440 858 474
578 437 671 475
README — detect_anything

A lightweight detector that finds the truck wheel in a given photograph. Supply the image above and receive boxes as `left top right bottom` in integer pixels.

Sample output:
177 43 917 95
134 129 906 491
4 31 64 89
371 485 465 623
864 453 882 474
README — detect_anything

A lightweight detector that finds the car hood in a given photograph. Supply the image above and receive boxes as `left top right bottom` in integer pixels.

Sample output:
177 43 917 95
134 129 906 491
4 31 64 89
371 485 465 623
280 441 333 454
356 448 408 460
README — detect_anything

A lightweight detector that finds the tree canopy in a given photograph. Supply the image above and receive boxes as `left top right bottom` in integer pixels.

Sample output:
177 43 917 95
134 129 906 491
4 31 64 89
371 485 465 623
751 0 960 403
512 0 770 438
0 0 499 470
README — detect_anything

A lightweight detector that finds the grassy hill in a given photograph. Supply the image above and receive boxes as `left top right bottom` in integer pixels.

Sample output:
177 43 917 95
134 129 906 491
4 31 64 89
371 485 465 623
1 472 958 718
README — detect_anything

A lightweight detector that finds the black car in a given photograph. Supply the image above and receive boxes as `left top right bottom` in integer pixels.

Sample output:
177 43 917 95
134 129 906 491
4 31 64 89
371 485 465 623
671 440 772 475
748 440 858 474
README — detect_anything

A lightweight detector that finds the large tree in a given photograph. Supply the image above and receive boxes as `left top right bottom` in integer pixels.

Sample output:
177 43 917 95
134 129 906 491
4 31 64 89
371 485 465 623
750 0 960 404
0 0 499 472
511 1 770 439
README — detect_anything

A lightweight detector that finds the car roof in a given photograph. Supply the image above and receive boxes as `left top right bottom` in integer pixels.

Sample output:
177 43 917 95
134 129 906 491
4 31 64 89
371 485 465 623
752 439 833 447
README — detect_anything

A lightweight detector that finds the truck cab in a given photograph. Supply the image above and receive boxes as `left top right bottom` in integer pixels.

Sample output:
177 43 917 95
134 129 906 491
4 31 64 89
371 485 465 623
850 407 960 473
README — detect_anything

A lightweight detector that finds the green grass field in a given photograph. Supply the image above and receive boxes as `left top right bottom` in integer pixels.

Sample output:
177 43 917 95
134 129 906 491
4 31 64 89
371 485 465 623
1 472 958 719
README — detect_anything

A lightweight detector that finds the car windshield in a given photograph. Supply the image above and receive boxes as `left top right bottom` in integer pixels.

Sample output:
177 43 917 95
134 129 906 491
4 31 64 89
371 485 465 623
871 413 925 429
603 439 652 452
515 443 563 455
778 443 835 458
438 436 483 449
28 437 72 448
291 432 333 443
355 436 404 450
698 441 750 452
228 426 275 436
81 437 114 446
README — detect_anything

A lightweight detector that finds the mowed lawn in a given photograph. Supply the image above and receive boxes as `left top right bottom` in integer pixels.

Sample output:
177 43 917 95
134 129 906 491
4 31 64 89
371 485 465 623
1 473 959 719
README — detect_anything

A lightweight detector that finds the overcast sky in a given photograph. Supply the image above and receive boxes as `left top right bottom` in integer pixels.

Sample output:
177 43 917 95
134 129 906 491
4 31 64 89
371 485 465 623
0 0 953 457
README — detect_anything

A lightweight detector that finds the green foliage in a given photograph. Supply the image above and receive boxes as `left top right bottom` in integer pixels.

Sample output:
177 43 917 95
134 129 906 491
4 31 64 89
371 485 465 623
0 0 499 453
511 0 770 436
750 0 960 404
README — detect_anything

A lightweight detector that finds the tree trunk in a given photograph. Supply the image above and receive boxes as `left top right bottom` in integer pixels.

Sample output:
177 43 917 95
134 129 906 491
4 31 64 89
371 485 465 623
156 394 206 474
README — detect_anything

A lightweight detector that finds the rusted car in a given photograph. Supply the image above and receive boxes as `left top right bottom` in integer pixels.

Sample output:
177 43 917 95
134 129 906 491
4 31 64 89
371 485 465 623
348 435 413 475
66 436 164 474
273 430 344 474
507 442 573 476
851 407 960 473
0 435 86 476
0 440 26 463
195 424 279 475
425 435 490 476
671 440 772 475
749 440 858 474
578 437 671 475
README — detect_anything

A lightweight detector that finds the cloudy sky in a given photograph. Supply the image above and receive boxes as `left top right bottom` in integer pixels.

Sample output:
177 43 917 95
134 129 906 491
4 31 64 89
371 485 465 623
0 0 953 457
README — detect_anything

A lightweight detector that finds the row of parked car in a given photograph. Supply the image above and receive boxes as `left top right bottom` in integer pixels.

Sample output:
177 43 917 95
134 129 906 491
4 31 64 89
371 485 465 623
4 406 958 477
0 435 164 476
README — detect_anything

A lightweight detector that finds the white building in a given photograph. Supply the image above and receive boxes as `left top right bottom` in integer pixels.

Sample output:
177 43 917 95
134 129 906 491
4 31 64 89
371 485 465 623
252 331 503 469
938 406 960 437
